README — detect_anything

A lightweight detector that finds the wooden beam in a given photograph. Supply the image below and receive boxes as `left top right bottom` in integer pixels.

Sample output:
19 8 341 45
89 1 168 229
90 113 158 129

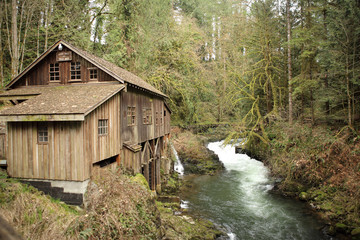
116 154 121 166
154 138 159 157
0 114 85 122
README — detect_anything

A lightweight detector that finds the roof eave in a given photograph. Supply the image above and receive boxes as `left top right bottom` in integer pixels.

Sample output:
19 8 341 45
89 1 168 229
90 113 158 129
0 114 85 122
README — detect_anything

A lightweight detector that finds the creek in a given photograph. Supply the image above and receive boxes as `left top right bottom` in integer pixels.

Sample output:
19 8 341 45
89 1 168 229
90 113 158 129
179 141 329 240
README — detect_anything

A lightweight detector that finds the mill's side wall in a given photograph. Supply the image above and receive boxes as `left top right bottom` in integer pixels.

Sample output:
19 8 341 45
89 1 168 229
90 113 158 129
7 121 87 181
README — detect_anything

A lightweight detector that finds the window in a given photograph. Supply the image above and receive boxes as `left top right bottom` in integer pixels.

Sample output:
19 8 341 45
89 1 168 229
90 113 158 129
49 63 60 81
143 108 152 125
127 107 136 126
38 125 48 143
98 119 108 136
89 68 98 81
70 62 81 80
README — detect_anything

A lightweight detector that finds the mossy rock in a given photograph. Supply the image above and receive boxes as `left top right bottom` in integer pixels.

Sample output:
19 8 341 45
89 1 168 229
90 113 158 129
299 192 309 200
131 174 150 190
310 189 328 201
351 227 360 238
335 223 347 233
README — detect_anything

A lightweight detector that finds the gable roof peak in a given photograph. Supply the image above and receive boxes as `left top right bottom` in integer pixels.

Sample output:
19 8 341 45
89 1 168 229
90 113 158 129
7 40 166 98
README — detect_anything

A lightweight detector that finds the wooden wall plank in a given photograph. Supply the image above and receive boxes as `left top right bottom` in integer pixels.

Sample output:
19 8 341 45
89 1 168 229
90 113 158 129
22 123 28 178
7 124 12 176
65 124 71 180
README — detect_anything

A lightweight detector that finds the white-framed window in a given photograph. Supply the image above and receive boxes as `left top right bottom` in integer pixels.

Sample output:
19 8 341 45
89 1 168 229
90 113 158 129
98 119 108 136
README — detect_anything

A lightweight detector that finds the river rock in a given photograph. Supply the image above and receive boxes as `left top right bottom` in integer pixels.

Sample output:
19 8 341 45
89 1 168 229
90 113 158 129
157 196 181 204
351 227 360 237
299 192 308 201
335 223 347 233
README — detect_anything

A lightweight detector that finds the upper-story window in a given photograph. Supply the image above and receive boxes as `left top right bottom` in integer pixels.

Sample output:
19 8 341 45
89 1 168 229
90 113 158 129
89 68 98 81
49 63 60 81
70 62 81 80
127 107 136 126
143 108 152 125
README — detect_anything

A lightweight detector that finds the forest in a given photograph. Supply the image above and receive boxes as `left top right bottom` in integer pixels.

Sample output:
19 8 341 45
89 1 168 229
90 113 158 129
1 0 360 138
1 0 360 238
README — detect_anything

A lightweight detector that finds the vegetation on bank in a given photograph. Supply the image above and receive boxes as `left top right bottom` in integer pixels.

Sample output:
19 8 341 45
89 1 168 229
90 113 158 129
172 127 224 175
0 167 224 239
245 122 360 237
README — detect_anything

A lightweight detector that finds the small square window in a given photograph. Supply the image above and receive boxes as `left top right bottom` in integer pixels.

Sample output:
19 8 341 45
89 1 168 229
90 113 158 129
98 119 108 136
38 125 48 143
89 68 98 81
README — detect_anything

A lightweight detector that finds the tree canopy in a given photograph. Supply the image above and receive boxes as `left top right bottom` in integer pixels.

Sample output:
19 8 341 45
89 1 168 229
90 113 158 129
1 0 360 136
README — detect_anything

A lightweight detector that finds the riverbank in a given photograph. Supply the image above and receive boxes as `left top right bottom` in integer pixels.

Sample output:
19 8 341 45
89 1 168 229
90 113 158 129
171 127 225 175
247 122 360 238
0 167 224 239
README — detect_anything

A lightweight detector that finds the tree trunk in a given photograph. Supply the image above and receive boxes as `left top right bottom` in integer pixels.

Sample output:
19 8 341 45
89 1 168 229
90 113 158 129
37 17 40 57
0 6 3 87
287 0 293 124
322 7 330 122
11 0 19 78
44 0 52 50
346 56 352 126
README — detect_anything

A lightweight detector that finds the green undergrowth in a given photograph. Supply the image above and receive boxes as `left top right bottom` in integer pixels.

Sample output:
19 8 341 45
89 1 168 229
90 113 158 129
172 127 224 175
0 169 79 239
0 167 225 239
250 122 360 237
0 168 161 239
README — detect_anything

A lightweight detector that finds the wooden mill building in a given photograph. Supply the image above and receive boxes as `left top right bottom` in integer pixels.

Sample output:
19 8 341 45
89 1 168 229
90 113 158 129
0 40 171 204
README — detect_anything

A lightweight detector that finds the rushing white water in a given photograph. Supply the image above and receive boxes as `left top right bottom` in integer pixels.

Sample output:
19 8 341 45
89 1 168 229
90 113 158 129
171 144 184 175
182 141 326 240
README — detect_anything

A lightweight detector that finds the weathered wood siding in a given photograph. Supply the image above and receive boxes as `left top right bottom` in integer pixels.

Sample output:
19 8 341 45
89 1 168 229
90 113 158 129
7 121 87 181
0 133 6 160
164 107 171 135
12 46 114 88
121 87 165 144
84 93 121 164
123 148 141 173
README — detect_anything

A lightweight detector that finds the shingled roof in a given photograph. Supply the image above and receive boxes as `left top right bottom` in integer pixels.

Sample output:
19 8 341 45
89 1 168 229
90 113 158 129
0 84 124 121
6 40 166 98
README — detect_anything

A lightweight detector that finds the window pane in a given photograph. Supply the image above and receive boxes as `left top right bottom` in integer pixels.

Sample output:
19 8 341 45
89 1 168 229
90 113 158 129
98 119 108 136
38 125 48 143
49 63 60 82
71 62 81 80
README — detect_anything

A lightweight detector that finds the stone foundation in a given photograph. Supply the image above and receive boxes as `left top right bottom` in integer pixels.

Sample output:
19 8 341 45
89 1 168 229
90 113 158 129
21 179 89 205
